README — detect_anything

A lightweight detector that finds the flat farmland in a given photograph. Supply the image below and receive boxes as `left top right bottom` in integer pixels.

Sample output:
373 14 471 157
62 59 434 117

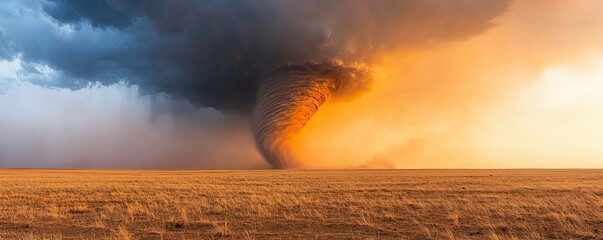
0 169 601 239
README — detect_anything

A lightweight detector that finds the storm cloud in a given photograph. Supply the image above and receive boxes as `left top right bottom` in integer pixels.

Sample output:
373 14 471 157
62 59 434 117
1 0 509 112
0 0 510 168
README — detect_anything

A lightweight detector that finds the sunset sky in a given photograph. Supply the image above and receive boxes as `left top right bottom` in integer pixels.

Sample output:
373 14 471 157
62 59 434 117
1 0 602 169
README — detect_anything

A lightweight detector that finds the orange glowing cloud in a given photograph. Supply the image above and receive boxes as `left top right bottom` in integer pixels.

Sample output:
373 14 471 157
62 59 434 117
289 0 603 169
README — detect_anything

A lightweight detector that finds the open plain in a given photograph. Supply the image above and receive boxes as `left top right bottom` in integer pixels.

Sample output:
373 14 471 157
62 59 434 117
0 169 601 239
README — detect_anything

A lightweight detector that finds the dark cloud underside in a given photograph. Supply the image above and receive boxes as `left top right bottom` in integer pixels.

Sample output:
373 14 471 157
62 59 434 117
1 0 511 112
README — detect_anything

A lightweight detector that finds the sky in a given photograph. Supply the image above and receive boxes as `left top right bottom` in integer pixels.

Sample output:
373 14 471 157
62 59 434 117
0 0 602 169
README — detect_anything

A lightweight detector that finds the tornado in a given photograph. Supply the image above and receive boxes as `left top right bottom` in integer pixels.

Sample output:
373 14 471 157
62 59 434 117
28 0 511 168
253 64 371 168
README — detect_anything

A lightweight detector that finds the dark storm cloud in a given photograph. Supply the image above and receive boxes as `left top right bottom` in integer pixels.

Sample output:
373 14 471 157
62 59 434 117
0 30 14 59
44 0 144 29
1 0 510 113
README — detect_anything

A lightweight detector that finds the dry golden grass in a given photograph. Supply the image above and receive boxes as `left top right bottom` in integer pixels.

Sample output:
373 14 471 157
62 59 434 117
0 169 601 239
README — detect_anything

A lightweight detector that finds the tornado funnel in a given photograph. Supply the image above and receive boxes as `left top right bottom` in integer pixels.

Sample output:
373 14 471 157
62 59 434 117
253 64 371 168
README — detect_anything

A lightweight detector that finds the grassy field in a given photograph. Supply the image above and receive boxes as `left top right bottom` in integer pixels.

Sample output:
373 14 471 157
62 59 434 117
0 169 601 239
